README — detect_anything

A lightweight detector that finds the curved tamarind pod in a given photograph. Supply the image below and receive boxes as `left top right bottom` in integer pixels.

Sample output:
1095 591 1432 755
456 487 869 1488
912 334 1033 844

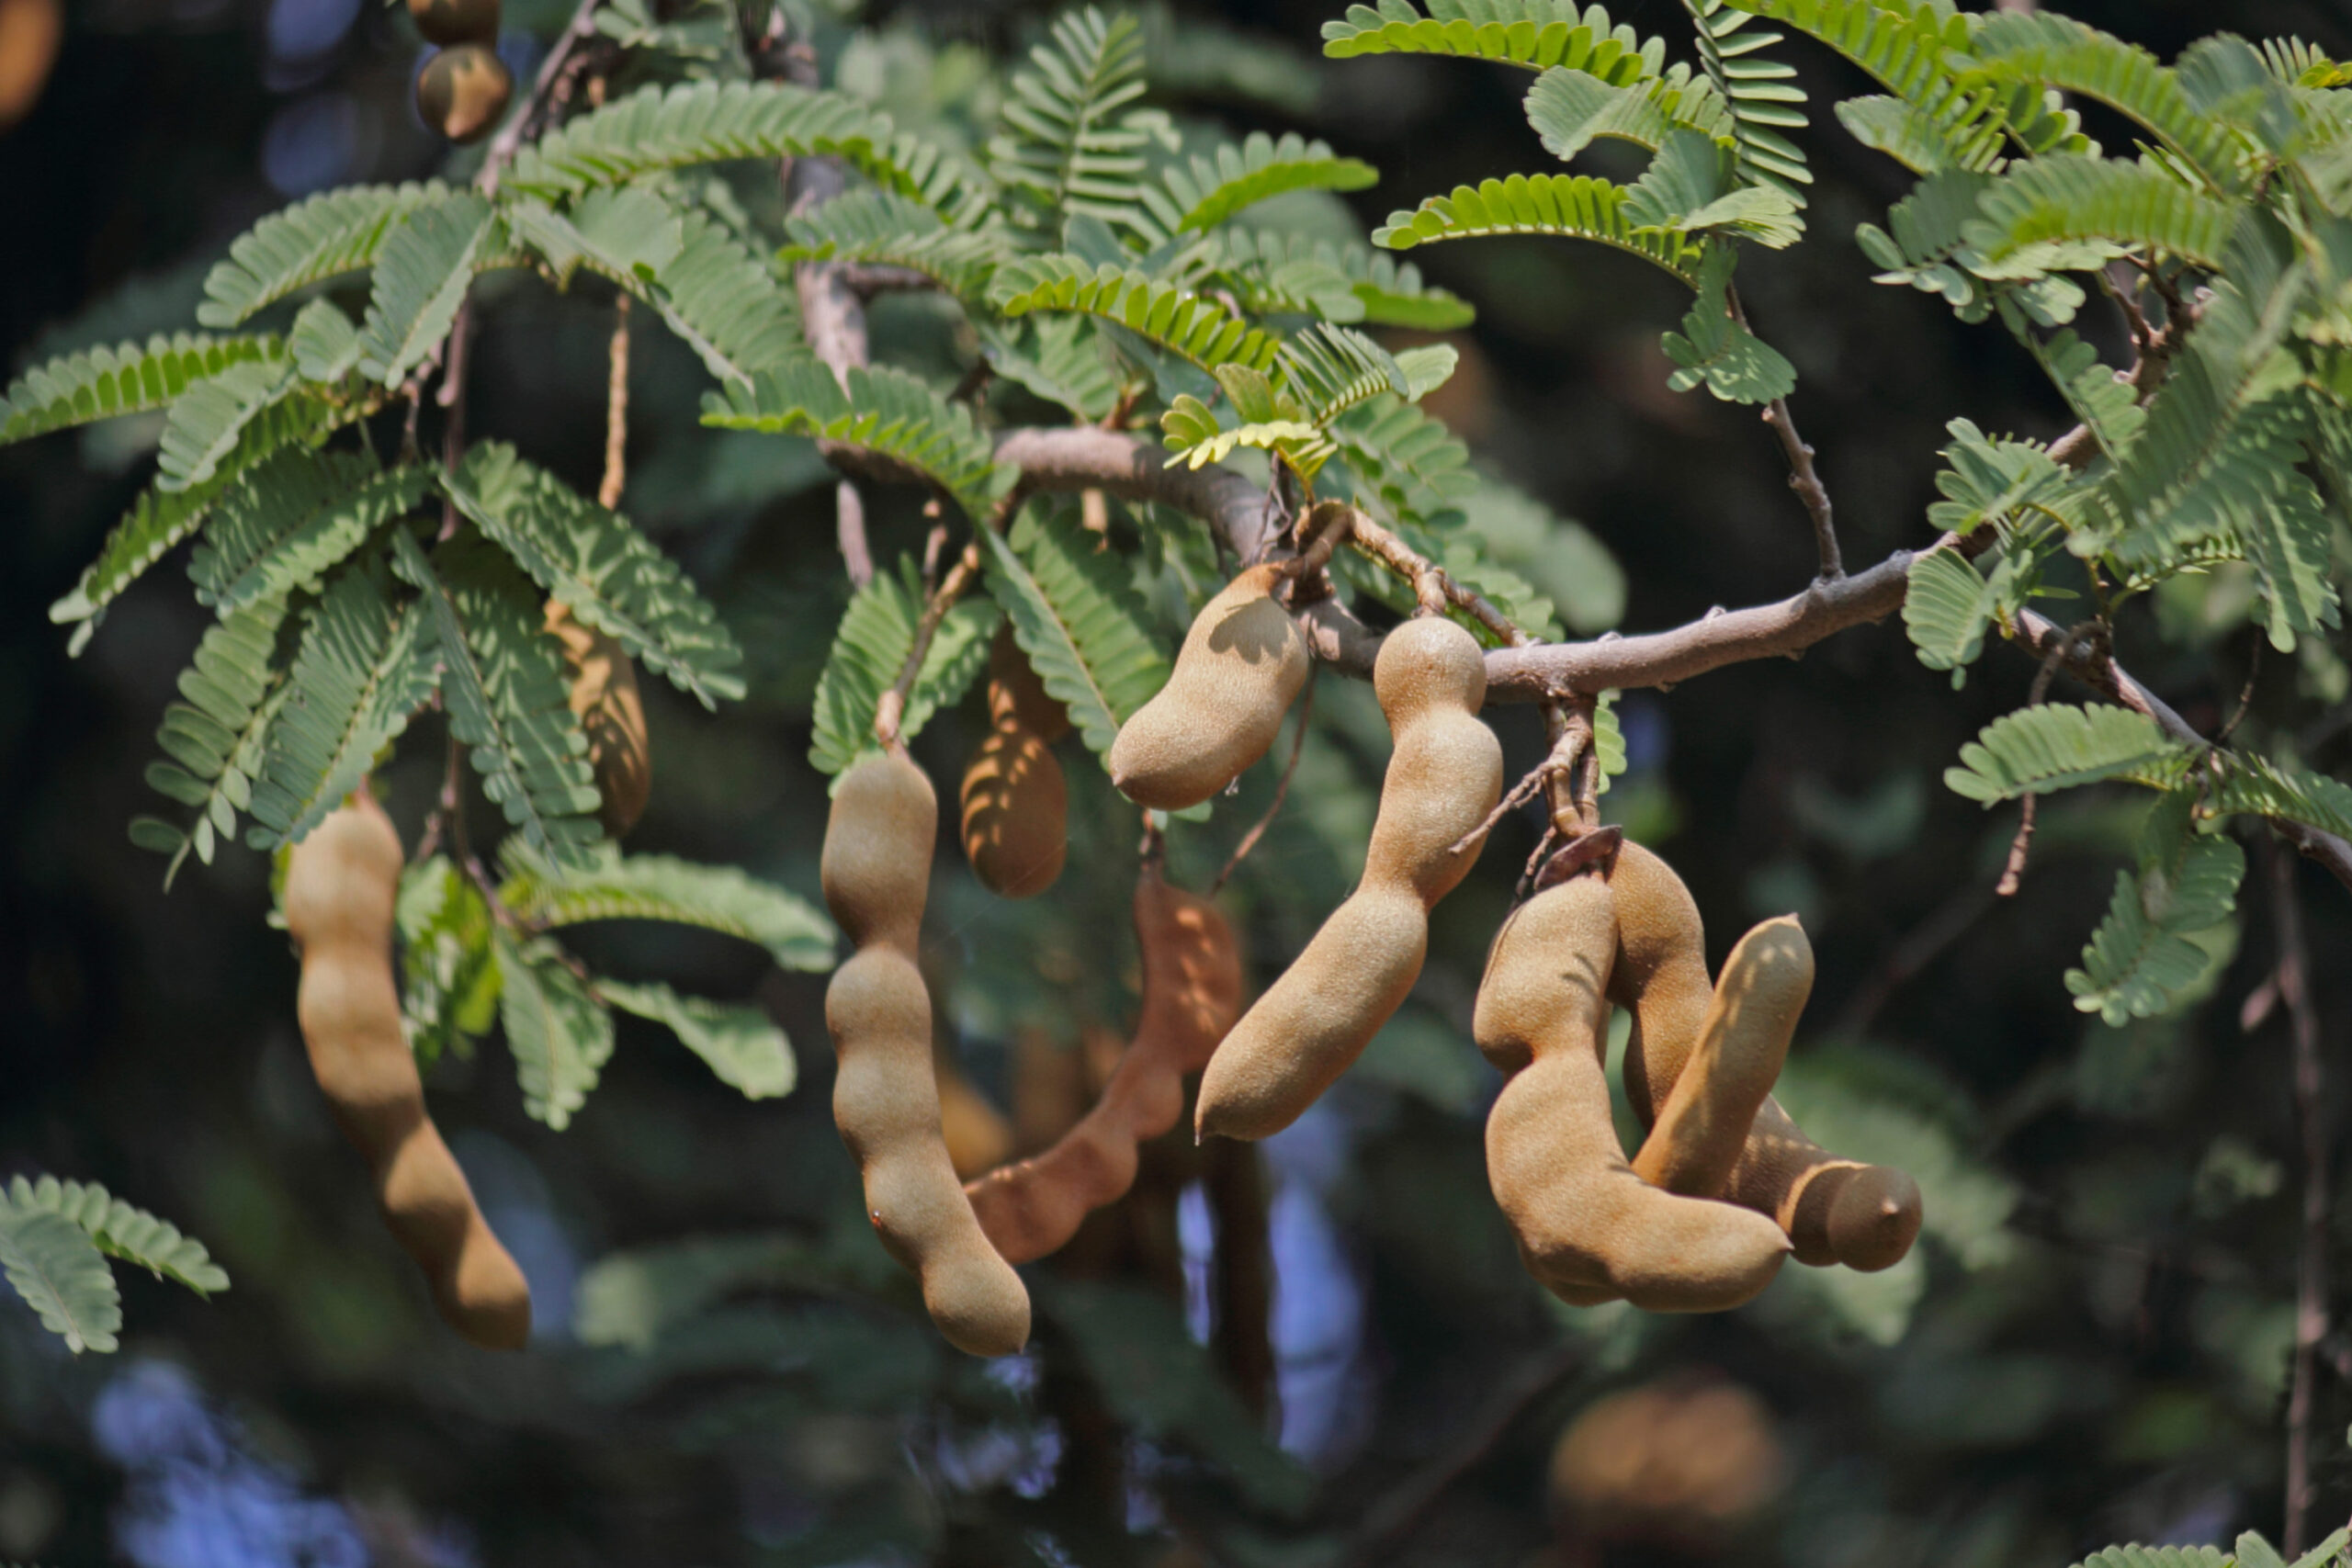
968 863 1244 1263
284 795 531 1349
1630 917 1811 1198
989 626 1071 743
545 600 650 839
1474 874 1790 1312
960 725 1067 899
414 43 511 144
1108 564 1310 810
821 752 1030 1357
1607 842 1922 1272
1196 616 1502 1141
408 0 499 45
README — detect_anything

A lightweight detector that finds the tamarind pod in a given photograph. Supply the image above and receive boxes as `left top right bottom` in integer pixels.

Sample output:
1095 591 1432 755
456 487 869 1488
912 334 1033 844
1474 875 1790 1313
1195 617 1501 1141
284 796 531 1350
546 600 650 840
989 626 1071 743
968 864 1244 1264
1630 917 1812 1198
820 752 1030 1357
413 43 511 144
1724 1111 1923 1271
959 722 1068 899
1108 564 1310 810
1606 842 1921 1272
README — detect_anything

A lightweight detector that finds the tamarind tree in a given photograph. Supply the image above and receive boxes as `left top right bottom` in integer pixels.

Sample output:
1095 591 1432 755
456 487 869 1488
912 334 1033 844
7 0 2352 1562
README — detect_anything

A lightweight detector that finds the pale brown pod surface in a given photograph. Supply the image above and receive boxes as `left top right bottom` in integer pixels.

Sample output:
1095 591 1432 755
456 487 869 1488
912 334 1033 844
1194 616 1501 1142
546 600 650 840
1476 874 1790 1312
1108 564 1309 810
285 796 531 1350
968 863 1244 1263
1631 916 1811 1198
960 724 1067 899
820 752 1031 1356
415 44 512 144
1549 1378 1787 1552
408 0 499 44
1609 842 1921 1272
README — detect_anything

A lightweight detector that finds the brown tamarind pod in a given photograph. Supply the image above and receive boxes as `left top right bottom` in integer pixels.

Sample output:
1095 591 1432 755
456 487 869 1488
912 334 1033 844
283 795 531 1350
1474 873 1791 1312
967 862 1244 1263
545 600 650 840
415 44 512 144
1195 615 1501 1142
821 750 1031 1356
1630 916 1811 1198
407 0 499 45
960 725 1067 898
1608 841 1921 1272
1108 564 1310 810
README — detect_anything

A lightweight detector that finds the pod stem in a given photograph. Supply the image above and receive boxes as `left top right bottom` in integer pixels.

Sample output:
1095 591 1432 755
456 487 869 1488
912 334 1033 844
598 293 630 510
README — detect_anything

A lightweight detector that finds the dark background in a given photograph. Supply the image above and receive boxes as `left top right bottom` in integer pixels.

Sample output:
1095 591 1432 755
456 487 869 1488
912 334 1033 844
6 0 2352 1563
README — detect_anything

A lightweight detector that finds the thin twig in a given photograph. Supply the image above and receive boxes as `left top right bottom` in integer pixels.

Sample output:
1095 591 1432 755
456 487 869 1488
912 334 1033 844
598 293 630 510
2217 637 2264 746
1998 621 2096 896
1214 671 1315 893
872 543 981 750
1729 288 1842 579
1458 721 1583 860
2272 840 2328 1557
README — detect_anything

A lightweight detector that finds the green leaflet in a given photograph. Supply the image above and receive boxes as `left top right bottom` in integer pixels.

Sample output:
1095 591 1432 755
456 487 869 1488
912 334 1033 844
504 186 685 289
988 7 1171 238
1661 243 1795 402
1525 62 1734 163
198 182 447 328
136 593 291 884
700 361 1004 517
0 333 285 446
780 190 1012 303
980 504 1174 761
600 980 797 1101
4 1174 229 1295
808 557 1000 778
1374 174 1704 281
1902 546 2015 688
492 927 615 1131
990 257 1282 376
1593 688 1628 794
506 80 978 220
1679 0 1812 200
1965 11 2241 194
1962 155 2229 280
399 855 502 1069
499 844 837 972
439 444 747 706
1138 131 1378 236
0 1205 120 1355
2206 754 2352 843
2064 799 2244 1025
157 360 301 492
357 191 503 388
646 205 808 387
1206 228 1476 330
1944 703 2189 803
390 530 605 866
1622 128 1804 246
243 555 438 850
190 451 431 614
1322 0 1669 81
288 298 363 383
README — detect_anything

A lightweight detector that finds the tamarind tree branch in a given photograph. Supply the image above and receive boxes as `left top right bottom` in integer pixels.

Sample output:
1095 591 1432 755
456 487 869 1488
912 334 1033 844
2270 840 2329 1557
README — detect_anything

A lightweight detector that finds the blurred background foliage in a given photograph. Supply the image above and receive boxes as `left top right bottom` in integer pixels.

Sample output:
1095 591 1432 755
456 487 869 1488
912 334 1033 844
4 0 2352 1564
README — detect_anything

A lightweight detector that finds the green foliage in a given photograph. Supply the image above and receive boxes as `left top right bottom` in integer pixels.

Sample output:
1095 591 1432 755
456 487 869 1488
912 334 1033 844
0 333 285 446
1138 130 1378 236
980 504 1173 760
1524 62 1735 164
1206 228 1476 330
0 1207 119 1356
1679 0 1812 199
808 558 1000 778
639 206 810 387
4 1175 230 1296
599 981 797 1100
1944 704 2188 803
492 926 616 1131
439 443 747 705
197 182 446 328
779 191 1010 302
1623 130 1803 246
189 451 431 615
1660 243 1796 401
989 6 1170 237
356 191 503 388
498 845 836 972
1322 0 1668 79
989 257 1282 375
702 360 1003 515
399 856 502 1068
390 532 605 865
243 555 438 850
155 362 304 492
1965 12 2238 191
1373 174 1704 281
1963 155 2231 279
133 595 291 883
2065 803 2245 1025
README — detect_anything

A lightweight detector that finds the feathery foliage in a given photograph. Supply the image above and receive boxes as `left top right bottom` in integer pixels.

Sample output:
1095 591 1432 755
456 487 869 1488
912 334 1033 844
702 361 1003 514
0 1207 119 1355
990 257 1282 375
1138 131 1378 236
989 7 1170 236
356 191 503 388
500 846 836 972
0 333 285 446
1679 0 1811 199
5 1176 230 1296
1944 704 2189 803
1374 175 1705 281
198 182 446 328
808 558 1000 778
2065 804 2245 1025
981 504 1173 761
598 981 797 1100
1207 229 1476 330
492 927 616 1131
189 452 430 615
1322 0 1668 79
133 594 291 882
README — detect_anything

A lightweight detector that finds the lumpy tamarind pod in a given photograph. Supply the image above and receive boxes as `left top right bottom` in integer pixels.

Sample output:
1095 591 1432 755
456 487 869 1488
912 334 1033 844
284 796 531 1350
1107 564 1310 810
960 725 1067 898
1474 874 1790 1312
1630 917 1812 1198
967 863 1244 1263
414 44 512 144
989 626 1071 743
408 0 500 45
820 752 1031 1356
1607 841 1921 1272
1195 616 1502 1142
545 600 650 840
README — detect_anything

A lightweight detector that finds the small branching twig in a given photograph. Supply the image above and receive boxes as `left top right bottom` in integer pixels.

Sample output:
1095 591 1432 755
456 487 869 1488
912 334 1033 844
1214 671 1315 893
599 293 630 510
1728 288 1842 580
1997 620 2099 897
873 543 981 752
